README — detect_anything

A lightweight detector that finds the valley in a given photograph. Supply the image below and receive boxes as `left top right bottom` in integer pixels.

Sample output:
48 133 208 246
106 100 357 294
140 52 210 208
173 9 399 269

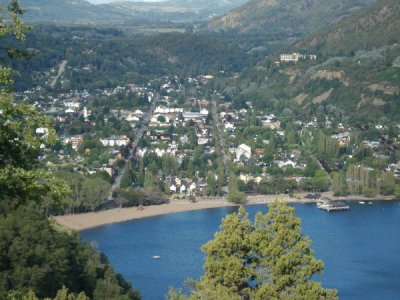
1 0 400 299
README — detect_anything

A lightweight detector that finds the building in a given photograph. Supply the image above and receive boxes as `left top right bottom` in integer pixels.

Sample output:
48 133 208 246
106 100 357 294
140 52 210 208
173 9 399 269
280 53 300 62
100 136 130 147
236 144 252 161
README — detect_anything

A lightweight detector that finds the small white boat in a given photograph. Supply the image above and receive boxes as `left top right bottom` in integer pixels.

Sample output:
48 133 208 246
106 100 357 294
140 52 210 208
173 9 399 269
368 202 373 205
152 256 161 259
358 201 365 204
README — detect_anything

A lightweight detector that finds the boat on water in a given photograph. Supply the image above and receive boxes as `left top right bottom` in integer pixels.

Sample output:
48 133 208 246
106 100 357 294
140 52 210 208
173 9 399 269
152 256 161 259
368 202 373 205
317 201 350 212
359 201 365 204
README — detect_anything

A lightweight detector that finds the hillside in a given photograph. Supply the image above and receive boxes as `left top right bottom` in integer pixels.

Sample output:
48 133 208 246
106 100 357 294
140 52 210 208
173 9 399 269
294 0 400 56
19 0 247 24
231 0 400 122
208 0 377 36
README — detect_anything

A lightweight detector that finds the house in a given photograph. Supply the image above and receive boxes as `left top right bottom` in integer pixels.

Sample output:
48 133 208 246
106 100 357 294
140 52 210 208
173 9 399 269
236 144 252 161
170 184 177 193
255 148 264 155
331 132 351 146
182 112 206 121
62 135 83 150
100 167 113 177
198 137 209 145
189 182 197 195
224 123 235 132
280 53 300 62
276 159 297 168
180 185 187 194
36 127 49 136
175 177 182 186
100 136 129 147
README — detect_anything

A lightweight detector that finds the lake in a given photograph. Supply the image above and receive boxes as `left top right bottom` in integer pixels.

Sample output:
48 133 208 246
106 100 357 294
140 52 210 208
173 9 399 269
81 201 400 300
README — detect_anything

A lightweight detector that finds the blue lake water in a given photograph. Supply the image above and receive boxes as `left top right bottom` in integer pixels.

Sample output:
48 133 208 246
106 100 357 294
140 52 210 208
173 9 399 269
81 201 400 300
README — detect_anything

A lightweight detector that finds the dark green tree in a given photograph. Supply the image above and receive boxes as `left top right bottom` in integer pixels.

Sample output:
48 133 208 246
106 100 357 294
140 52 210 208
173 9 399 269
176 203 337 299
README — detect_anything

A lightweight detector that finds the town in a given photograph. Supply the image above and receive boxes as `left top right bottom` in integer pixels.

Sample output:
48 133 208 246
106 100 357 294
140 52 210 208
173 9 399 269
16 61 400 213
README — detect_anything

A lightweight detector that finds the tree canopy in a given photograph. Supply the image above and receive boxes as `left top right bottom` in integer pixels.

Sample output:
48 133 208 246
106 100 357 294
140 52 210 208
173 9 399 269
0 2 140 299
169 202 337 299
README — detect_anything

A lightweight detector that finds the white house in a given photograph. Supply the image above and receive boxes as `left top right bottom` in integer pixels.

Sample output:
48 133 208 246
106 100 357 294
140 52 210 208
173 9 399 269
100 136 129 147
36 127 49 136
236 144 252 161
180 185 187 194
276 159 297 168
280 53 300 62
170 184 177 193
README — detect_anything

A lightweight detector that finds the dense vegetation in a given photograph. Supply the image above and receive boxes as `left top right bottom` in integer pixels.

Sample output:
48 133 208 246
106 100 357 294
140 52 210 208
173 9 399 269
11 26 274 92
0 2 139 298
0 209 140 300
208 0 377 35
168 203 338 299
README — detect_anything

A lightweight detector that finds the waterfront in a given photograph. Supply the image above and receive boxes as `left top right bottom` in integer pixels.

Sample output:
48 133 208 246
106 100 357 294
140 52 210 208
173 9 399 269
81 201 400 300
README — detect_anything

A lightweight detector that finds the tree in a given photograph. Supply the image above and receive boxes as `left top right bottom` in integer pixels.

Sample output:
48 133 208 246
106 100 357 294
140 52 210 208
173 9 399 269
0 1 69 214
227 172 246 204
332 172 348 196
206 171 217 196
161 154 179 177
312 170 331 192
143 170 157 190
199 207 254 296
120 161 134 188
395 184 400 199
379 171 395 196
251 202 337 299
180 203 337 299
0 3 138 299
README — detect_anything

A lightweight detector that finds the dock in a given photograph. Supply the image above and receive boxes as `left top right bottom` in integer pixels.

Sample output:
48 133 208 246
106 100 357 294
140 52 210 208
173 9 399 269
317 201 350 212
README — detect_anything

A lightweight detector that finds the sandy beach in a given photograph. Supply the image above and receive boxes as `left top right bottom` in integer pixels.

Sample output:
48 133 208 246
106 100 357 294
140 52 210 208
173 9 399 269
54 192 396 231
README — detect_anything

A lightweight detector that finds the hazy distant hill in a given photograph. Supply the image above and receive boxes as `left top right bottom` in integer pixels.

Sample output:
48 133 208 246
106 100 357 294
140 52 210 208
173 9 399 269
208 0 377 36
19 0 124 24
19 0 247 24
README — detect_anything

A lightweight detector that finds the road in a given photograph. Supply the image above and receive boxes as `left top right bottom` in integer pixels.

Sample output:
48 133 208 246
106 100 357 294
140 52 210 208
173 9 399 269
211 98 230 171
108 97 157 200
50 60 67 88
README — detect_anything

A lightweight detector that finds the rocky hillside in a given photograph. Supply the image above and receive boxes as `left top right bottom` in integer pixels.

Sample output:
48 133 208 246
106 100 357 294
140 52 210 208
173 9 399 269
294 0 400 56
231 0 400 121
208 0 377 36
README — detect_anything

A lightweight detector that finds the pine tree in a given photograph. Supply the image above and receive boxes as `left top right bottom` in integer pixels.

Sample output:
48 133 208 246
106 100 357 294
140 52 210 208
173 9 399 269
182 203 338 300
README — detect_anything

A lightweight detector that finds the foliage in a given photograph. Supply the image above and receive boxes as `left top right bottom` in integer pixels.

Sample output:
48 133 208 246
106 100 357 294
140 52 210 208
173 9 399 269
332 172 348 196
116 187 169 207
10 287 89 300
312 170 331 192
0 209 140 300
173 203 337 299
395 184 400 199
0 3 140 299
0 1 69 215
54 171 111 214
227 172 247 203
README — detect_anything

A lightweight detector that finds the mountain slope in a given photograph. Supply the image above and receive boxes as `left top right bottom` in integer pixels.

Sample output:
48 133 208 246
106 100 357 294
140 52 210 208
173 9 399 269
20 0 125 24
19 0 248 24
232 0 400 121
294 0 400 56
208 0 377 36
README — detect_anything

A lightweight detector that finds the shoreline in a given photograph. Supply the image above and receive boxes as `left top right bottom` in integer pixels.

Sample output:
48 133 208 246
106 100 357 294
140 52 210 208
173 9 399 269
54 192 397 231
